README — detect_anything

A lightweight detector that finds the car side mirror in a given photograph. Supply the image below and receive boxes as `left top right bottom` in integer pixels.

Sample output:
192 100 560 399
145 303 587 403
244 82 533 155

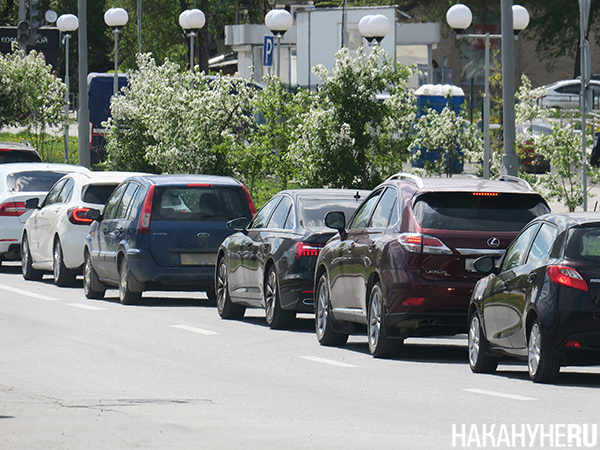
325 211 347 239
85 208 102 222
25 197 39 209
473 255 497 274
227 217 248 233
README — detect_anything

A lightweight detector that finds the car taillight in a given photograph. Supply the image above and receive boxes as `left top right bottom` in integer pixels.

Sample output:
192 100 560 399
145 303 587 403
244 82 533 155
0 201 26 216
138 184 155 235
240 183 257 216
547 265 588 292
67 207 92 225
295 242 323 258
402 297 426 306
398 233 452 255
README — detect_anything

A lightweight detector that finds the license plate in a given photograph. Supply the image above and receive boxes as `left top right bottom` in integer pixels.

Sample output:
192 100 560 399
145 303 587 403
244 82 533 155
180 253 216 266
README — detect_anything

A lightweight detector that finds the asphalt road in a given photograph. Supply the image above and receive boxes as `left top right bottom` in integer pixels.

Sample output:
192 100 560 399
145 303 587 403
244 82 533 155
1 262 600 450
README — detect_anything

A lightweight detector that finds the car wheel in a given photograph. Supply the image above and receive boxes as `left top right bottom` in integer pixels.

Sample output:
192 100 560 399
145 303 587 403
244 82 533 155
83 251 105 300
216 257 245 319
53 239 77 287
119 258 142 305
21 234 42 281
265 266 295 330
367 282 403 358
315 273 348 347
528 319 560 383
468 311 499 373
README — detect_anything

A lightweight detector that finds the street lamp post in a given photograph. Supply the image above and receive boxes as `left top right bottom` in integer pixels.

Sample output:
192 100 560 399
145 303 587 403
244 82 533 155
446 3 529 179
265 9 293 78
57 13 79 163
179 9 206 71
104 7 129 96
358 14 391 45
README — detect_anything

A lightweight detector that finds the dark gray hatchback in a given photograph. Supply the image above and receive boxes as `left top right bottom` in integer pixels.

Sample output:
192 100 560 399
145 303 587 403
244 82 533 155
83 174 256 304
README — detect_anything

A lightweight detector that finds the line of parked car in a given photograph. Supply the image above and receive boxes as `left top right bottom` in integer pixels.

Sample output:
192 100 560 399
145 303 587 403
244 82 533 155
2 139 600 384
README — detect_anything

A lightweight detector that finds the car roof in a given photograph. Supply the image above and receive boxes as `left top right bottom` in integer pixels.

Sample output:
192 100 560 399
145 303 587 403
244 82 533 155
278 188 371 201
0 162 91 174
61 171 149 185
535 212 600 228
124 174 243 186
544 79 600 89
0 141 39 151
384 173 540 195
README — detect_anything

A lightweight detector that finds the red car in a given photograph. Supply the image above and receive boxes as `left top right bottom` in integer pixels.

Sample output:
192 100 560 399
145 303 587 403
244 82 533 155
314 173 550 358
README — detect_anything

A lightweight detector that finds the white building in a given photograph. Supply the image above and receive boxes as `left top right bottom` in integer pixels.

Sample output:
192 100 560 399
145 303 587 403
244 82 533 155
224 5 442 89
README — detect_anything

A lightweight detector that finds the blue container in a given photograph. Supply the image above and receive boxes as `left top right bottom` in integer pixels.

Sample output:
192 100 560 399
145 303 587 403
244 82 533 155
412 85 466 173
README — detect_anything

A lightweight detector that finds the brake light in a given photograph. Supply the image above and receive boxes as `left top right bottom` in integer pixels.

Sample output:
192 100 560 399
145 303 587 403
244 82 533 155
398 233 452 255
295 242 323 258
0 201 26 216
565 340 582 348
240 183 257 216
547 265 588 292
138 184 155 235
472 192 499 197
67 207 93 225
187 183 213 187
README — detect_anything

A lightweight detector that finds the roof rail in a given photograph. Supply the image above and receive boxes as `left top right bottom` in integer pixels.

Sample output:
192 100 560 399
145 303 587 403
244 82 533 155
385 172 424 189
497 175 532 191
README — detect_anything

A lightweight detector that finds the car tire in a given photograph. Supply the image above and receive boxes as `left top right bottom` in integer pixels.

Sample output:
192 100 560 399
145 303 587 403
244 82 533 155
53 239 77 287
265 266 295 330
216 257 245 320
119 258 142 305
468 311 499 374
315 273 348 347
367 282 403 358
83 251 105 300
528 319 560 383
21 234 42 281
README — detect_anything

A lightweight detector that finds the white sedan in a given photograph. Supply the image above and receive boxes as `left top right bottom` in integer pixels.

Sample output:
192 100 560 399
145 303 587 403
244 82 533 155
0 163 90 267
21 171 144 286
537 79 600 109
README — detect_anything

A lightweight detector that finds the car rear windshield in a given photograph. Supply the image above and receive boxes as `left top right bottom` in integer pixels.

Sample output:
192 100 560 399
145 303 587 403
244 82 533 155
413 192 550 232
300 198 363 228
82 184 119 205
565 226 600 261
152 185 250 221
7 171 69 192
0 150 42 163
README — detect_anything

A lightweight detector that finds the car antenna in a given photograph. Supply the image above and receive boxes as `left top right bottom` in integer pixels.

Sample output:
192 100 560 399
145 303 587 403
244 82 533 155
354 191 361 200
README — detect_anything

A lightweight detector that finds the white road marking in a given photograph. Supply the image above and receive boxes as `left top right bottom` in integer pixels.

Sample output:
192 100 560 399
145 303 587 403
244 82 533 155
0 283 58 301
300 356 358 368
464 388 536 401
67 303 106 311
170 324 219 336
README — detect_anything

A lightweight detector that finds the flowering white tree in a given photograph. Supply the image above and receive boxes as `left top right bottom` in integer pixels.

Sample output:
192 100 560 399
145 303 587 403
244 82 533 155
0 46 66 161
411 104 483 177
290 46 416 189
103 53 258 176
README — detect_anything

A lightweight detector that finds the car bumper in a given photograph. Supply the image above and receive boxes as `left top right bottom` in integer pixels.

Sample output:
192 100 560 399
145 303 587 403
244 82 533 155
127 249 216 289
280 271 315 312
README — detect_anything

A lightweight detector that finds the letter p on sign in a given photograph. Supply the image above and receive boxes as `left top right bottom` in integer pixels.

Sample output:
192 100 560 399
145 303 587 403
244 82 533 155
263 35 274 67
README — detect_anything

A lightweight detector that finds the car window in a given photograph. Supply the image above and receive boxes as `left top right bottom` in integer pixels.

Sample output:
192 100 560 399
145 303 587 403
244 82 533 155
501 224 540 272
348 190 383 230
526 223 559 265
42 179 68 206
267 196 292 229
370 187 398 228
0 150 42 163
115 183 142 220
250 196 282 229
152 185 250 221
565 227 600 261
413 192 550 232
82 183 120 205
56 177 75 203
299 196 364 229
126 184 144 220
8 171 68 193
556 83 580 95
103 183 128 220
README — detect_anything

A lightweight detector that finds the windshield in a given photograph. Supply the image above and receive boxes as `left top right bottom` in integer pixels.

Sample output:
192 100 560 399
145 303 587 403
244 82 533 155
300 197 363 228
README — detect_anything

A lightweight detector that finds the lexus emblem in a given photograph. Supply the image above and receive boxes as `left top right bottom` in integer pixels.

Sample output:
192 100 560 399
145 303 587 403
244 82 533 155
487 237 500 248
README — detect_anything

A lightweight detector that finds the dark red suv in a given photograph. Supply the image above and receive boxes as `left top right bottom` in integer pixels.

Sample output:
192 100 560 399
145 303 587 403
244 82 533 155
314 173 550 358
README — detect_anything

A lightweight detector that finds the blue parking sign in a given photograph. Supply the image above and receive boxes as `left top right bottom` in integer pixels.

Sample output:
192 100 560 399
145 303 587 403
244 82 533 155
263 35 274 67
